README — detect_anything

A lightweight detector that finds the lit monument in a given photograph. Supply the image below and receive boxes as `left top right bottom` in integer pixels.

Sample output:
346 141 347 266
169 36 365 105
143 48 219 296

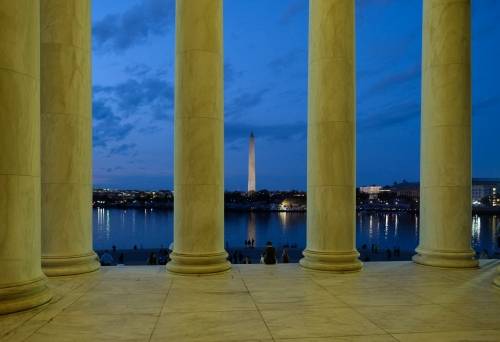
248 132 256 193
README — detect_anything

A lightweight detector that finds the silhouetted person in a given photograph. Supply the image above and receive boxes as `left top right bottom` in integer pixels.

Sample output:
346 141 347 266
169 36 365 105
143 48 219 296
263 241 277 265
100 250 114 266
282 248 289 263
251 238 255 247
112 245 117 253
147 252 157 265
118 253 124 264
386 249 392 260
133 244 138 250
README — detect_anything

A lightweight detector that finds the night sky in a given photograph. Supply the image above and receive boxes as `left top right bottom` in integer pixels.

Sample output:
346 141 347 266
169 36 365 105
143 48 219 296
92 0 500 191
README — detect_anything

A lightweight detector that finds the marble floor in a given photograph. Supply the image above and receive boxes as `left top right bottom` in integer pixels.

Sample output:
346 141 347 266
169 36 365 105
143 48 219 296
1 261 499 342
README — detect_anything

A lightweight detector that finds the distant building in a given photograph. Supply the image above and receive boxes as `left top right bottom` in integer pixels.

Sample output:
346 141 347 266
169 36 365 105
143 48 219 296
390 181 419 201
472 178 500 203
248 132 256 193
359 185 383 199
388 178 500 205
279 196 306 211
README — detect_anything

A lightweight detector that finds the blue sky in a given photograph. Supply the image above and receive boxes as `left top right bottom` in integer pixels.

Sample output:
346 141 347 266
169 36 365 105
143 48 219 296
92 0 500 191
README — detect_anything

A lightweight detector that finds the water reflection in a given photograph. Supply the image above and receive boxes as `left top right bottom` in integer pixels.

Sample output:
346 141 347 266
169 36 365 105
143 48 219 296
92 209 499 258
394 214 399 238
384 214 389 241
278 211 288 229
472 215 481 245
247 212 256 244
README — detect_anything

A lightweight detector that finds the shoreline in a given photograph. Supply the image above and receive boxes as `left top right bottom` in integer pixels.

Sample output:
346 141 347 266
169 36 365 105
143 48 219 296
95 247 500 266
92 206 500 214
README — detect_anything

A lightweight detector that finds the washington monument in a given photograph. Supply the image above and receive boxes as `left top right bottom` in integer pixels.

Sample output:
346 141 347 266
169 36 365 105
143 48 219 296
248 132 256 193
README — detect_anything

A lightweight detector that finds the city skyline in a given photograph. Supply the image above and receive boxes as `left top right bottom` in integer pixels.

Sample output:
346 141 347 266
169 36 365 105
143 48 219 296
92 0 500 190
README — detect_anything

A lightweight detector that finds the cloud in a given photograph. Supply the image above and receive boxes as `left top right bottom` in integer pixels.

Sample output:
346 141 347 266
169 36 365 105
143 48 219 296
280 0 307 25
93 0 174 52
225 122 306 148
108 143 137 157
92 99 135 148
225 88 269 119
106 166 124 173
94 68 174 121
358 101 420 130
357 0 392 7
362 63 420 97
474 95 500 116
268 49 305 74
224 63 243 88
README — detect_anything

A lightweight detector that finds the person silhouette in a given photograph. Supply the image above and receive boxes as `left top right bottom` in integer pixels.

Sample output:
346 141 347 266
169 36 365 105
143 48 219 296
263 241 277 265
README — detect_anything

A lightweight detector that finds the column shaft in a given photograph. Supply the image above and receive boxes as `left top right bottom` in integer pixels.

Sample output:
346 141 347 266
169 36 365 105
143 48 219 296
166 0 230 274
40 0 100 276
300 0 362 272
413 0 478 268
0 0 52 314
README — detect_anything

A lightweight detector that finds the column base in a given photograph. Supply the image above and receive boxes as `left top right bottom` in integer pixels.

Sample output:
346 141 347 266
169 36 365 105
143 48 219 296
166 251 231 275
300 249 363 272
0 276 52 315
412 247 479 268
42 252 100 277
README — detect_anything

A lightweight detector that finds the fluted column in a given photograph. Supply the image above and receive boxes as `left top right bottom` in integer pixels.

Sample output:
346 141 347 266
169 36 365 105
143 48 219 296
300 0 362 272
413 0 477 268
40 0 100 276
0 0 52 314
167 0 230 274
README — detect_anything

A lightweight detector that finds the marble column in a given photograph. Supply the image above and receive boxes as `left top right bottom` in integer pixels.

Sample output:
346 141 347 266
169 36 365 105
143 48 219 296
300 0 362 272
166 0 230 274
0 0 53 314
413 0 478 268
40 0 100 276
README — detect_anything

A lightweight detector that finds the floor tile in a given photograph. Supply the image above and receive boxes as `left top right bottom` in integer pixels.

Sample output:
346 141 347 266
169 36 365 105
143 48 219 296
24 313 157 342
393 330 500 342
64 292 166 315
150 310 272 341
404 284 500 304
275 336 397 342
261 307 385 339
332 288 432 306
163 288 256 312
355 304 484 334
250 286 347 310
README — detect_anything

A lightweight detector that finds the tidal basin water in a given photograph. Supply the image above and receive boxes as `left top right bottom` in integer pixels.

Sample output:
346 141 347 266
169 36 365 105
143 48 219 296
93 208 500 257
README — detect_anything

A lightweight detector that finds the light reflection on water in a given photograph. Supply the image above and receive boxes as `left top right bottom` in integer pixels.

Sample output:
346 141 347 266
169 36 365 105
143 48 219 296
93 209 499 257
